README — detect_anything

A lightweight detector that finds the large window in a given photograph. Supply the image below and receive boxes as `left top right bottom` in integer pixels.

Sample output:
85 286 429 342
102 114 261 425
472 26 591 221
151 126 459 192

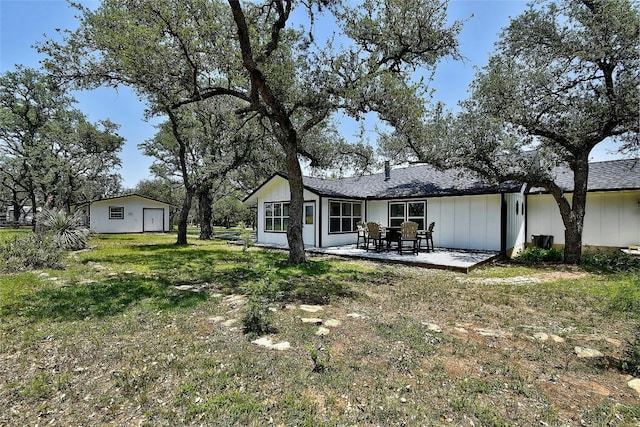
388 201 426 229
109 206 124 220
264 202 289 232
329 201 362 233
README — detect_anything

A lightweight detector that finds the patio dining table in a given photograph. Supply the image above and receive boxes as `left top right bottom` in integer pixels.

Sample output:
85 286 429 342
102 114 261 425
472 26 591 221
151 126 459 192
381 226 400 251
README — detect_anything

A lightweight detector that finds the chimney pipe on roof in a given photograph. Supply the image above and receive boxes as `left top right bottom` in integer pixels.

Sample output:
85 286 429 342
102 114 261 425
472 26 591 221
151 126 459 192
384 161 390 181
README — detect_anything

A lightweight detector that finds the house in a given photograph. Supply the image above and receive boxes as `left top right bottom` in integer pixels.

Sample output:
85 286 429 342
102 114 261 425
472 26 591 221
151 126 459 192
5 206 41 226
243 159 640 256
88 194 171 233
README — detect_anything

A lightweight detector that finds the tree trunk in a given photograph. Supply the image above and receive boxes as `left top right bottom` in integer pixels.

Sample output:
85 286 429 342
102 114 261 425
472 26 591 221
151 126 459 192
285 144 306 264
549 155 589 264
228 0 305 264
562 156 589 264
29 190 37 231
176 189 193 245
198 190 213 240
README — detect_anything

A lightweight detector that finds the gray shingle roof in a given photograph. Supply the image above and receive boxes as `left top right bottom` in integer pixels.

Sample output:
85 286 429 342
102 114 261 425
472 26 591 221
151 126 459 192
302 159 640 199
302 164 521 199
529 158 640 193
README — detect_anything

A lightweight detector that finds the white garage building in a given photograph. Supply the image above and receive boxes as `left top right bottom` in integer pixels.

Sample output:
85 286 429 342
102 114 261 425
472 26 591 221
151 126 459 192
89 194 170 233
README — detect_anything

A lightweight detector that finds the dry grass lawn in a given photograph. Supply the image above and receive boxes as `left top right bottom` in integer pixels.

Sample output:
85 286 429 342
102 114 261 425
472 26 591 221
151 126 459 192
1 232 639 426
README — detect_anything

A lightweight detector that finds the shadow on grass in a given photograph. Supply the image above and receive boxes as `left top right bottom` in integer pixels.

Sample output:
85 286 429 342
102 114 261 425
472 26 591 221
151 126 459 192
7 240 379 322
82 243 354 293
5 276 208 322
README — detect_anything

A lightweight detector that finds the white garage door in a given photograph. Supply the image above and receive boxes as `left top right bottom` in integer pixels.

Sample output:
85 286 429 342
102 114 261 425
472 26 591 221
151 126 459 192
143 208 165 232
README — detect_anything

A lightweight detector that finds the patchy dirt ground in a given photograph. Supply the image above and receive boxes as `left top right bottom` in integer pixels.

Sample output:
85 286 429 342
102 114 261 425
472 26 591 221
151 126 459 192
1 255 639 426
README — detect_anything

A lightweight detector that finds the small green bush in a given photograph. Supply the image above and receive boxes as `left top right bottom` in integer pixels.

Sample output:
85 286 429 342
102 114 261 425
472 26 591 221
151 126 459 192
581 250 640 273
241 300 274 337
241 279 278 337
0 233 64 272
622 328 640 376
516 247 564 263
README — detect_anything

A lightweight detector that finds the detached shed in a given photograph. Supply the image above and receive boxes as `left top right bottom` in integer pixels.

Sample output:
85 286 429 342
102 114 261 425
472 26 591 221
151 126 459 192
89 194 170 233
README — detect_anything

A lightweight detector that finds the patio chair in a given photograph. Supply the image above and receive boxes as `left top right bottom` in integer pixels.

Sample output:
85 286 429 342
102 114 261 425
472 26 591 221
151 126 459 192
356 221 368 249
398 221 419 255
365 222 384 252
421 221 435 252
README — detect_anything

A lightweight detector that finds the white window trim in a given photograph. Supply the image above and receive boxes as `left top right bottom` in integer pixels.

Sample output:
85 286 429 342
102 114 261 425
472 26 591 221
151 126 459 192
109 206 124 220
264 201 289 233
329 200 363 234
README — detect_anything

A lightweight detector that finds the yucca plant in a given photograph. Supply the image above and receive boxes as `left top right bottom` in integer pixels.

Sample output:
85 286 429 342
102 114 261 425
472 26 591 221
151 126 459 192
37 208 91 250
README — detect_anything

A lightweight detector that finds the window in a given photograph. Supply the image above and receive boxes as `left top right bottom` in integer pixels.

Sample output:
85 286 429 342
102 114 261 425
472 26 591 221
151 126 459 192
109 206 124 220
329 201 362 233
264 202 289 232
389 201 426 229
389 202 405 227
407 201 426 230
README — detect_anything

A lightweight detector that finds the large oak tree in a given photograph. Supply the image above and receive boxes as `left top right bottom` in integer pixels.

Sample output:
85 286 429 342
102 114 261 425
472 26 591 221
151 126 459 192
41 0 460 263
0 67 124 224
381 0 639 264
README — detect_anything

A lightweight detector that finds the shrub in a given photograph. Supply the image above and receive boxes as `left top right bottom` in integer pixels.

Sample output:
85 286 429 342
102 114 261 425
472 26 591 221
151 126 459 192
622 327 640 376
37 208 91 250
241 300 274 337
516 247 564 263
305 343 331 372
240 279 279 337
0 233 64 272
581 250 640 273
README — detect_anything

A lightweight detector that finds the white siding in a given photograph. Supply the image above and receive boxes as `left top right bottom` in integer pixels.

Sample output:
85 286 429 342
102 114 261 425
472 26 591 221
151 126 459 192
368 195 501 251
90 196 170 233
252 176 322 247
428 194 502 251
505 192 526 256
366 200 389 224
527 191 640 248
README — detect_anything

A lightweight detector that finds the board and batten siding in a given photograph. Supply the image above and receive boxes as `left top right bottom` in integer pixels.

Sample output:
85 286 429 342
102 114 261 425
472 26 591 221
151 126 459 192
90 196 170 233
428 194 502 251
253 176 320 247
527 191 640 248
368 195 502 251
505 192 526 256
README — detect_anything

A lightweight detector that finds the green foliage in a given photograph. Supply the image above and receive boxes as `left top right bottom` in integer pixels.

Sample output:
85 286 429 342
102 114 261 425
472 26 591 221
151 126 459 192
0 233 63 272
305 343 331 373
237 221 254 253
0 67 124 212
38 208 91 250
622 327 640 376
241 300 274 338
241 279 279 337
581 250 640 273
516 247 563 263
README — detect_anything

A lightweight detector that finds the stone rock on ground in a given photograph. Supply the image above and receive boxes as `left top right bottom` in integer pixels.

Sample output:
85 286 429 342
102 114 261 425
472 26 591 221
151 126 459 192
316 327 331 336
628 378 640 394
324 319 342 327
251 337 290 351
574 346 603 358
300 304 324 313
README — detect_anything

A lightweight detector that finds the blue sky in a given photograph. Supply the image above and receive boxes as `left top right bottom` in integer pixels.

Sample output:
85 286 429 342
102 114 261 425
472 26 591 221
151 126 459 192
0 0 623 188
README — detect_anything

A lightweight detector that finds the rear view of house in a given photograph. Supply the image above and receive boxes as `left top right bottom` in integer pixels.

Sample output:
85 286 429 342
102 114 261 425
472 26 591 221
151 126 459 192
89 194 170 233
244 159 640 256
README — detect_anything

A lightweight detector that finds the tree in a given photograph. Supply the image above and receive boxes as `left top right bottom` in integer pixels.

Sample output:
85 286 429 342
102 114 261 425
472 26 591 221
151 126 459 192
0 66 124 225
41 0 460 263
381 0 639 264
140 98 260 241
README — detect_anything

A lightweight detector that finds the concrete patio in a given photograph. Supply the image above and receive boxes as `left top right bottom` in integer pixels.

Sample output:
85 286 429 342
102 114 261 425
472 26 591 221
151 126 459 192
252 242 499 273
